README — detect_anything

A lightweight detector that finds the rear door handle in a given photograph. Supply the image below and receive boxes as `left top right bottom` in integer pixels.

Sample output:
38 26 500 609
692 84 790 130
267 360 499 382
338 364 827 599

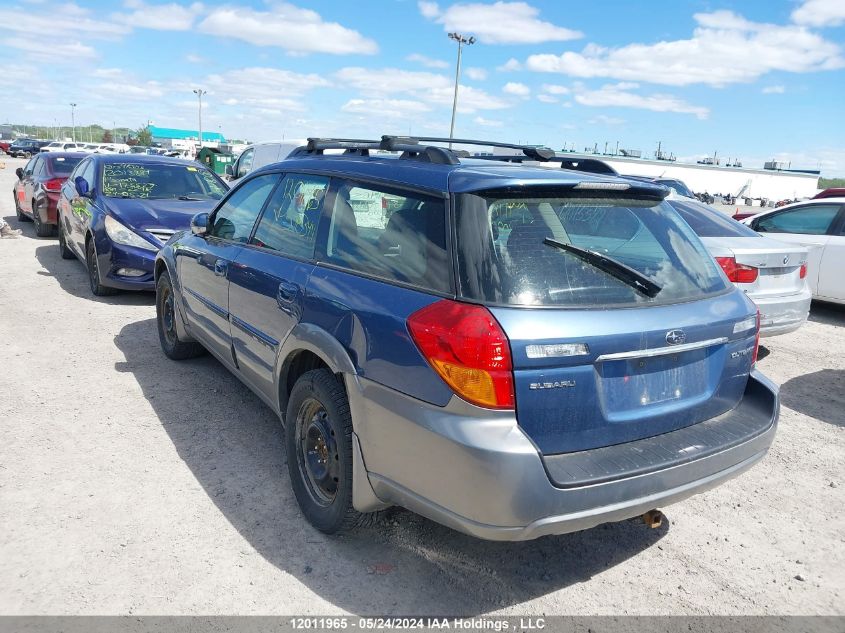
213 259 228 277
277 280 299 303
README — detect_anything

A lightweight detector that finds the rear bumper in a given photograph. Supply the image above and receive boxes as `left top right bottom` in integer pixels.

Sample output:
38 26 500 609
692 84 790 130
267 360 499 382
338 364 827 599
751 289 812 337
349 371 778 541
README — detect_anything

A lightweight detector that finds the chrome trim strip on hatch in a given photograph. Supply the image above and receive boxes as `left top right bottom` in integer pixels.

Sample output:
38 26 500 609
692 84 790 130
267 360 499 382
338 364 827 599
595 337 729 362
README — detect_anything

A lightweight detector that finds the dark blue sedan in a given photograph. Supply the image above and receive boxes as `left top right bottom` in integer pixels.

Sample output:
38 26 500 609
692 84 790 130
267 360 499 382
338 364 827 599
57 154 227 296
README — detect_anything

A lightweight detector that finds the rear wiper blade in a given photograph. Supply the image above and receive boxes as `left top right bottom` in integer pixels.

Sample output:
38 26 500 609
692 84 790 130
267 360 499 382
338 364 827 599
543 237 662 298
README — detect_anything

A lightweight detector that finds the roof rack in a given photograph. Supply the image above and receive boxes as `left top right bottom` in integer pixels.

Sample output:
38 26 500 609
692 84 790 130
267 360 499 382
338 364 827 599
290 135 559 166
470 153 619 176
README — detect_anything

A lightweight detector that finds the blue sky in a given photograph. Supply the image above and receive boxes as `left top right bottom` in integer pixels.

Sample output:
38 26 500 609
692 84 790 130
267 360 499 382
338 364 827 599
1 0 844 175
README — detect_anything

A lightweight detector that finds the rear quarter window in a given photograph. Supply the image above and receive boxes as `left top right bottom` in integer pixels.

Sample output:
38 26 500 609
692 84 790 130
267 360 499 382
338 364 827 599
669 200 759 238
324 179 450 293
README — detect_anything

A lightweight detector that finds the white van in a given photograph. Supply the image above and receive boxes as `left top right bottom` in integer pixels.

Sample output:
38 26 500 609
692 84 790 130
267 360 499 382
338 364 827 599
226 141 302 182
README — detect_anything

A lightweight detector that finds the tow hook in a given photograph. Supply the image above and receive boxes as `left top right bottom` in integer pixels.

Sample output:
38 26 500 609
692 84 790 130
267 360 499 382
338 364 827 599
642 509 664 528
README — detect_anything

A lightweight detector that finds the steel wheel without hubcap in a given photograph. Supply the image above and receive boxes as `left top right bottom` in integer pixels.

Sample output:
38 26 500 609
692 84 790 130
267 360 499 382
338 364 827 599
296 398 340 507
159 284 178 348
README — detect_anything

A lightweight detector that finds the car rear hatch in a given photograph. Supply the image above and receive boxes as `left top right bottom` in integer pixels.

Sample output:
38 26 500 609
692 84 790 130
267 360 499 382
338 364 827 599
492 295 756 454
454 183 759 455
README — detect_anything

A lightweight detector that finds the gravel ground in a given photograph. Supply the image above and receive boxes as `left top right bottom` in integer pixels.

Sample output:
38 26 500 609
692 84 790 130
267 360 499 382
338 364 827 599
0 156 842 616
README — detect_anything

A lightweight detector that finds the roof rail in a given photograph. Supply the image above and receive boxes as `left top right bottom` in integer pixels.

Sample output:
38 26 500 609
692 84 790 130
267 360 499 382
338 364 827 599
405 136 556 161
290 135 565 167
471 153 619 176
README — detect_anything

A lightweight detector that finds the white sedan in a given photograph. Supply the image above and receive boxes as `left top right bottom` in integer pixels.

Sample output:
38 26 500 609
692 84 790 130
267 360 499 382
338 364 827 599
743 197 845 305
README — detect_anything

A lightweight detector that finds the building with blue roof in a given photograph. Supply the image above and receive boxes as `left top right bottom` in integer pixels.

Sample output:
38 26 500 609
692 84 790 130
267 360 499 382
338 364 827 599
149 125 226 151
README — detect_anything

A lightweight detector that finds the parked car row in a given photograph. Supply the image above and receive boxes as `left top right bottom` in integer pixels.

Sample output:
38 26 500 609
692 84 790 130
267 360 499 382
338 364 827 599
12 137 787 543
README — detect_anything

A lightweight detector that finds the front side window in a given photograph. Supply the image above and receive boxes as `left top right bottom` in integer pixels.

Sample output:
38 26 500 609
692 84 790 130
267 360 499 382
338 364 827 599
325 179 450 292
100 162 227 200
250 173 328 259
237 148 254 178
209 173 278 242
755 204 841 235
456 190 727 307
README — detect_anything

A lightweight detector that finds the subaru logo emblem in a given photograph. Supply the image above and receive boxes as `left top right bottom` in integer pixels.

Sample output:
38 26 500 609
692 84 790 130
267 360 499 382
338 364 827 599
783 255 790 265
666 329 686 346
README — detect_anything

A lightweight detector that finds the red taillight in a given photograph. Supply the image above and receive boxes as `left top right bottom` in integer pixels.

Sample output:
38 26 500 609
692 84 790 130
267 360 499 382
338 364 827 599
715 256 758 284
44 178 63 192
752 309 761 365
799 263 807 279
407 299 514 409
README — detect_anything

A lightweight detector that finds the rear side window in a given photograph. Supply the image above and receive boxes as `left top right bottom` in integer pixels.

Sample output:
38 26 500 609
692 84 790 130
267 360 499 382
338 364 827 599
669 200 759 238
250 173 328 259
210 174 278 242
325 179 450 293
456 191 727 307
755 204 841 235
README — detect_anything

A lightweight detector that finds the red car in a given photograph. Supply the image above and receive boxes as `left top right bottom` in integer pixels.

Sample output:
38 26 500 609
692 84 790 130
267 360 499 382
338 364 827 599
813 188 845 199
0 140 11 154
13 152 84 236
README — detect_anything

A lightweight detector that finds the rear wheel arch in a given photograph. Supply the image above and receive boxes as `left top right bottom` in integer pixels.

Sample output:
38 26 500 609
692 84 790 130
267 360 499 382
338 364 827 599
279 350 333 419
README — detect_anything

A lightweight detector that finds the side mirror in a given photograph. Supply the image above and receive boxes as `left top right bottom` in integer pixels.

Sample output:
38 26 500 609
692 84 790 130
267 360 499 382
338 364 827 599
74 176 90 197
15 167 23 180
190 212 209 236
225 164 234 177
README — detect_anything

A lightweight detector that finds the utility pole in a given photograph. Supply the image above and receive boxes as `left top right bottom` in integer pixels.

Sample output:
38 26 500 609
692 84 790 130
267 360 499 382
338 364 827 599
69 103 77 142
193 88 207 155
447 32 475 148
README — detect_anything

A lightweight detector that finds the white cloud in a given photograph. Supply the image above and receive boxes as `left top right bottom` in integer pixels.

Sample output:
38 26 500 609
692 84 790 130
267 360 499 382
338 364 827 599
525 10 844 86
420 1 582 44
589 114 625 126
573 83 710 119
0 3 130 39
542 83 569 95
418 1 440 19
762 85 785 94
6 38 97 62
335 67 509 113
497 58 522 72
465 67 488 81
792 0 845 27
536 94 557 103
113 0 204 31
186 53 205 63
198 3 378 55
474 116 503 127
406 53 449 69
342 99 431 118
503 81 530 97
204 67 329 112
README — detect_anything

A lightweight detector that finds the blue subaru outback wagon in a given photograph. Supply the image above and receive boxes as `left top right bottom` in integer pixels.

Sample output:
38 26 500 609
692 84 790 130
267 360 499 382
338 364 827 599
154 136 779 541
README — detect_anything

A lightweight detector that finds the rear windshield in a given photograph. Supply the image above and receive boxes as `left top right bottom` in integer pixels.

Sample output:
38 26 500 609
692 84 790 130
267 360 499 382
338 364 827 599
669 199 759 238
100 162 227 200
48 155 82 175
455 191 728 307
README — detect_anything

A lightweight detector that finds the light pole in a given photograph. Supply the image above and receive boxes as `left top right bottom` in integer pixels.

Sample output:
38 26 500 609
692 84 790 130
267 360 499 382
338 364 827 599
193 88 206 155
447 32 475 147
69 103 77 142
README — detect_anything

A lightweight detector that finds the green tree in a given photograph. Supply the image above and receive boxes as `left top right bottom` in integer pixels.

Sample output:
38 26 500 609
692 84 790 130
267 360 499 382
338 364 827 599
102 130 113 143
136 126 152 146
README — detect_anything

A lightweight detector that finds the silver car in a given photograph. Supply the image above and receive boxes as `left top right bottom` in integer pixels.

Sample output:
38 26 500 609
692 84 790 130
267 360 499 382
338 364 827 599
670 199 811 337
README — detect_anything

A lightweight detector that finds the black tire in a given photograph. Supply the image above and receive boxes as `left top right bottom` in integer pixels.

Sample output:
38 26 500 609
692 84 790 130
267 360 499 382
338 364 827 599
57 217 74 259
23 151 31 159
85 239 117 296
32 200 53 237
286 369 369 534
156 272 205 360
